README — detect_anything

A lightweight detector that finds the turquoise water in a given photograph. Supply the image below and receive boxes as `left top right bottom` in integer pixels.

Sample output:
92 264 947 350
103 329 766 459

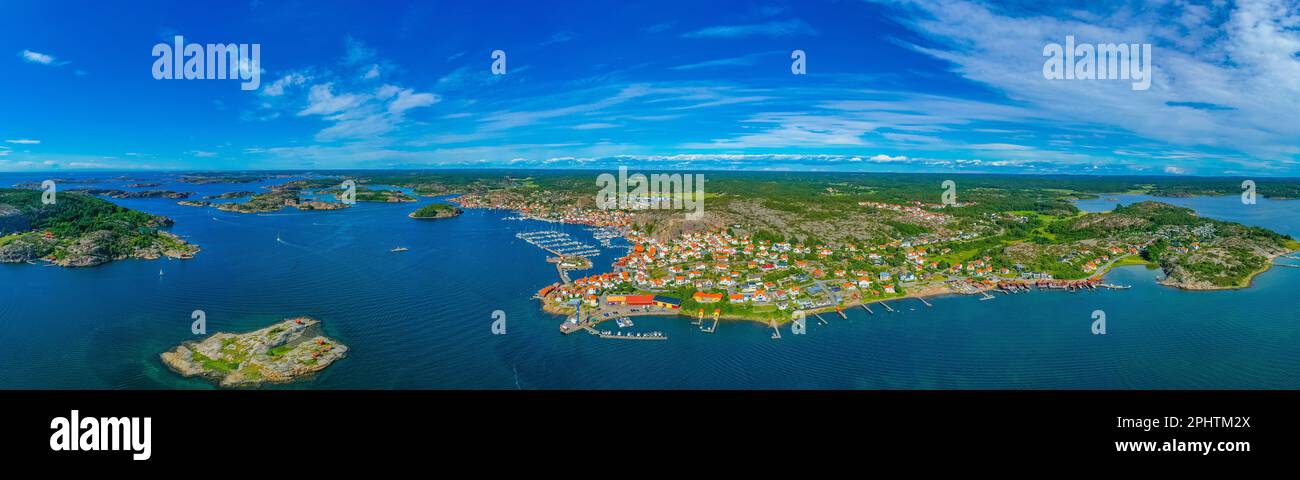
2 175 1299 389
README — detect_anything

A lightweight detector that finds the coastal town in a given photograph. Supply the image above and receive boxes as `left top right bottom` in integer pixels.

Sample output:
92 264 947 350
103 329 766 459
448 183 1286 339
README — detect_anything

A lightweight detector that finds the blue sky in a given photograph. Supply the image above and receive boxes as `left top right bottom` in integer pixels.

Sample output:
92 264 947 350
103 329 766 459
2 0 1299 176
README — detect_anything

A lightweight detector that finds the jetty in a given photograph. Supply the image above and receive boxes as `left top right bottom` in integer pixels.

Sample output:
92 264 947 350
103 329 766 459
813 312 829 325
877 301 896 313
702 310 721 333
861 304 874 315
979 291 995 301
598 331 667 341
769 319 781 340
917 297 932 307
835 307 847 319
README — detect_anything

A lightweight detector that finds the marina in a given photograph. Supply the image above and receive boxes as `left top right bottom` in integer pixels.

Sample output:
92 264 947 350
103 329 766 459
515 231 603 257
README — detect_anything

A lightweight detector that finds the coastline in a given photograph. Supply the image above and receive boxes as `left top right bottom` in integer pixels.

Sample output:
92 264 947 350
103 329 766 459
461 193 1300 329
534 251 1294 328
1158 247 1298 291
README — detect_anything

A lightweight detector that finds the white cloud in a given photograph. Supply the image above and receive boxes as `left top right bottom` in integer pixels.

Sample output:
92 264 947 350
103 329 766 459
870 154 909 162
5 139 40 145
298 84 367 116
19 49 56 65
386 88 439 114
262 73 308 97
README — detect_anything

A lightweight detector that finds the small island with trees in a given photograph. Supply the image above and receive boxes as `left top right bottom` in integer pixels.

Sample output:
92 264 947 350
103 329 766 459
408 203 463 219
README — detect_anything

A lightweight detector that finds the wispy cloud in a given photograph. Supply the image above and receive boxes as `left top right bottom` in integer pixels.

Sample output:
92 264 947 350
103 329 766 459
5 139 40 145
671 50 784 70
877 0 1300 165
682 19 817 38
18 49 59 65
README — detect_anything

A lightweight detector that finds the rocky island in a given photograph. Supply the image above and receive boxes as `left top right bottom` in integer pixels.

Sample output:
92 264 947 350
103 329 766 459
206 187 349 213
176 174 270 184
408 203 462 219
160 317 348 388
204 191 255 200
0 189 199 267
70 188 192 199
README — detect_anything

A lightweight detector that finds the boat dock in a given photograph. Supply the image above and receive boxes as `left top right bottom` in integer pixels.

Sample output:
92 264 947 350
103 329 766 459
835 307 847 319
877 301 895 313
861 304 874 315
980 291 996 301
598 331 667 341
813 312 829 325
917 297 932 307
515 231 602 258
769 319 781 339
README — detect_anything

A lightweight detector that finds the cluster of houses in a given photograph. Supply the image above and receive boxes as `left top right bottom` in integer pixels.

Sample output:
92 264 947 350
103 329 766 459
857 201 954 225
539 228 939 311
456 191 634 229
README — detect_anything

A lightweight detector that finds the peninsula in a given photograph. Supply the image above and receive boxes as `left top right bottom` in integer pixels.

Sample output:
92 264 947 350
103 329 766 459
160 317 347 387
0 188 199 267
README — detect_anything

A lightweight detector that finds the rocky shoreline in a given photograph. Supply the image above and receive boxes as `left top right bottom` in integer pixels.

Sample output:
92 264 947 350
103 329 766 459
1158 249 1296 290
160 317 347 388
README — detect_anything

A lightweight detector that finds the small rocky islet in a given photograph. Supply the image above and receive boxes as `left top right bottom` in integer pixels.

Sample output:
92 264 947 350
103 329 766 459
160 317 348 388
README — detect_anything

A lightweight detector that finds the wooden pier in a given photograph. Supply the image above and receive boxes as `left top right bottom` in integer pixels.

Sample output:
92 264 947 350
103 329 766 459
598 332 667 341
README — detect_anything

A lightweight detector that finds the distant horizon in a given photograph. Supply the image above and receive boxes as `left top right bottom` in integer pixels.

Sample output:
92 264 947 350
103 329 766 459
4 165 1300 181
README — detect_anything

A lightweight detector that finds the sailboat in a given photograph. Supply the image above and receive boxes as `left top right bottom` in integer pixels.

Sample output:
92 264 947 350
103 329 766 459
159 267 164 276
